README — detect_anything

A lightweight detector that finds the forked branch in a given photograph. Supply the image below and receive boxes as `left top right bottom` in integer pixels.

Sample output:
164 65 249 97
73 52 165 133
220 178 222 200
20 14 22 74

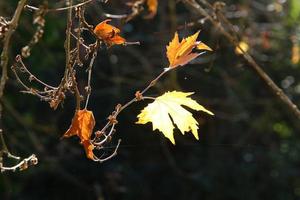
0 0 38 172
183 0 300 120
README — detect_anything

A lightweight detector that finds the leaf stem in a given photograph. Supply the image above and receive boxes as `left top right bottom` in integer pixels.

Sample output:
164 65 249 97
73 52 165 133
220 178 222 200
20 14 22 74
98 68 170 135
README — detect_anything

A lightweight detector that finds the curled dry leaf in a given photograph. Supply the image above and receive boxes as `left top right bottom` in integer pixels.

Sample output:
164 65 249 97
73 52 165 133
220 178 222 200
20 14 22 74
62 109 95 160
166 31 212 69
94 19 126 47
136 91 214 144
145 0 158 19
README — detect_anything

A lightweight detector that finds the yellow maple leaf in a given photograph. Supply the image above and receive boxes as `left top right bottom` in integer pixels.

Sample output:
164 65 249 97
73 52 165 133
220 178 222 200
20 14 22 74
136 91 214 144
166 31 212 69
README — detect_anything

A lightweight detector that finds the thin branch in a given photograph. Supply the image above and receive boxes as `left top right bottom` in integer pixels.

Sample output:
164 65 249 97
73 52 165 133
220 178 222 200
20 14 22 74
15 55 57 90
93 139 121 163
93 124 115 146
70 32 89 50
0 1 27 97
85 47 98 109
25 0 95 13
0 0 33 172
103 13 127 19
183 0 300 120
1 154 38 172
95 68 170 139
65 0 81 110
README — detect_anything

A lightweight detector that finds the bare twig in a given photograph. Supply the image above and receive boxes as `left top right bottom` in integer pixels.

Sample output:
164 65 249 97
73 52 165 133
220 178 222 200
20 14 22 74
93 67 170 143
65 0 82 110
15 55 57 90
1 154 38 172
25 0 95 13
21 3 47 58
183 0 300 120
0 0 38 172
85 46 98 109
93 139 121 163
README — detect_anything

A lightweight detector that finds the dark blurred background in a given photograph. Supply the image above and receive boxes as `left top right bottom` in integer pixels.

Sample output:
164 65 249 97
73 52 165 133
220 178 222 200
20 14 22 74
1 0 300 199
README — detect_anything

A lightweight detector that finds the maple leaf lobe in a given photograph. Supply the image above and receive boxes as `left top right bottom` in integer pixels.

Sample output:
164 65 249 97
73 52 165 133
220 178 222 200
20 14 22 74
136 91 214 144
166 31 212 69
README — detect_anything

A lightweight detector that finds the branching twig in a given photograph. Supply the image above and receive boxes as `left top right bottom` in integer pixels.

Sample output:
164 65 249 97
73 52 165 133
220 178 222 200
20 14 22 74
0 0 38 172
21 3 47 58
25 0 95 13
92 68 170 144
183 0 300 120
0 154 38 172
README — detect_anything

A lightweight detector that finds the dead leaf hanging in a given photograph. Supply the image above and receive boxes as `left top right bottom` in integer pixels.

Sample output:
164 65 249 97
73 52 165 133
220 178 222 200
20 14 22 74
93 19 126 47
145 0 158 19
62 109 95 160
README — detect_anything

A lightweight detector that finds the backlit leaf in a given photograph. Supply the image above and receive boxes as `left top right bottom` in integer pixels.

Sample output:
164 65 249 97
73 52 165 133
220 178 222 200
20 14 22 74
94 19 126 47
136 91 214 144
63 109 95 160
145 0 158 19
166 31 212 69
197 42 213 51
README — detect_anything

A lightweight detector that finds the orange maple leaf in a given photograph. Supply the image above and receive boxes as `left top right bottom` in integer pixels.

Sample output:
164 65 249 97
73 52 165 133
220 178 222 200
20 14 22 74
145 0 158 19
93 19 126 46
63 109 95 160
166 31 212 69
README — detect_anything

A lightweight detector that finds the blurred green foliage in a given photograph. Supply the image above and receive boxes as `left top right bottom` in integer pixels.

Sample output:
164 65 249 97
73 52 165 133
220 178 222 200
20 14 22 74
290 0 300 22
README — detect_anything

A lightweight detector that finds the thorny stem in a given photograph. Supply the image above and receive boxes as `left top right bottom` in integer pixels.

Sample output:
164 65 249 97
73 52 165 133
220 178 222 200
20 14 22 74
183 0 300 120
